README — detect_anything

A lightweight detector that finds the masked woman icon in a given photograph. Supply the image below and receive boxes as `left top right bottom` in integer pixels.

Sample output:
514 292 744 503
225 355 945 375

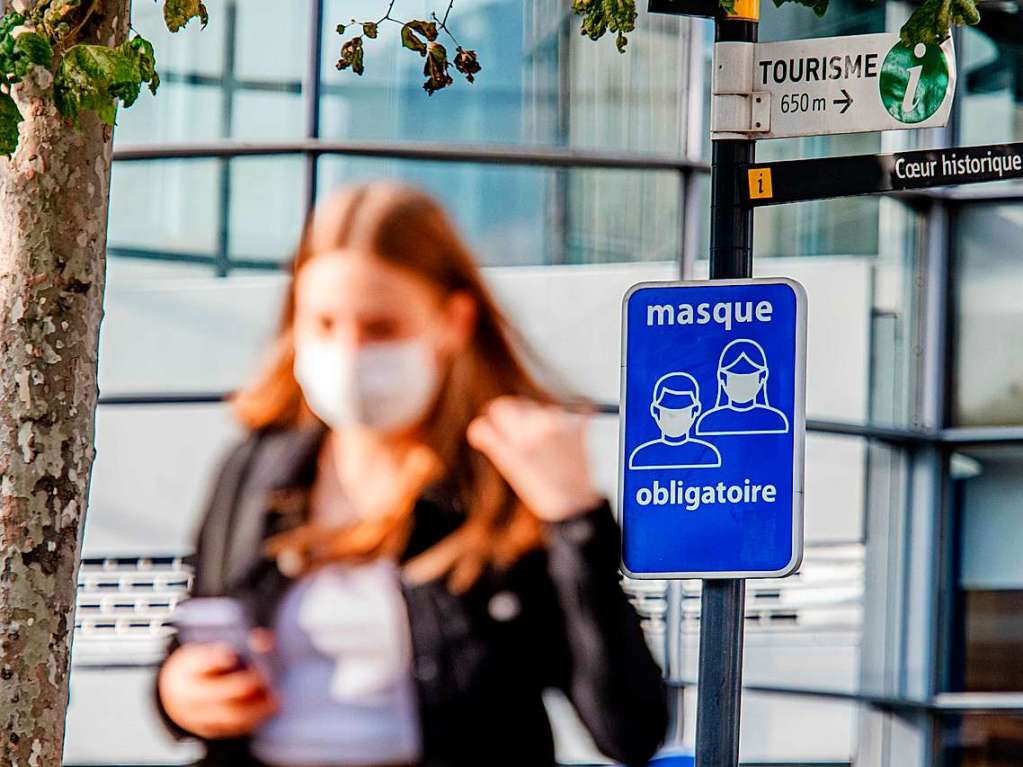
695 339 789 436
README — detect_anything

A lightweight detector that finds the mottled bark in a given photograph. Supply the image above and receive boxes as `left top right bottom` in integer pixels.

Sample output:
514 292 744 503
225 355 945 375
0 2 131 765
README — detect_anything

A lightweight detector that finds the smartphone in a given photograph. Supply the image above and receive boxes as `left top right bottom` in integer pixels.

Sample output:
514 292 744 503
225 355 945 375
172 597 272 680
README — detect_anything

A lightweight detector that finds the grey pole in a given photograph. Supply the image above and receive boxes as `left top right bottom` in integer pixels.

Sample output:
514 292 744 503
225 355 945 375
694 579 746 765
694 8 757 767
663 580 686 746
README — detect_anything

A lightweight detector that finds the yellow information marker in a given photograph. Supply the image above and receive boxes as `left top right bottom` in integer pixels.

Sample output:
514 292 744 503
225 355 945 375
747 167 773 200
726 0 760 21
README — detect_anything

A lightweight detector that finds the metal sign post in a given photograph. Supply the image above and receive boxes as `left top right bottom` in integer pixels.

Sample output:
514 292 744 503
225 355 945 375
641 3 965 766
701 8 755 766
632 4 770 767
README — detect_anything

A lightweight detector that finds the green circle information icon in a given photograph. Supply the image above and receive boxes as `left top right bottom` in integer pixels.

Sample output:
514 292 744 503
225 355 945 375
879 41 950 124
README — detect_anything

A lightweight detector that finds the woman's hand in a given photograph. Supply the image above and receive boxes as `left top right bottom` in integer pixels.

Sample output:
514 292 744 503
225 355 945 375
158 637 278 739
467 397 603 522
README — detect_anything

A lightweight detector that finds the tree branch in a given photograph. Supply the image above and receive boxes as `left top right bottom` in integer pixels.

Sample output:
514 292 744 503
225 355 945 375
58 0 101 53
334 1 479 95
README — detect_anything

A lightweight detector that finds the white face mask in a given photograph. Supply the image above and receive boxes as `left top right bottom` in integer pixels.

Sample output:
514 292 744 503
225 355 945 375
293 336 441 433
654 405 697 439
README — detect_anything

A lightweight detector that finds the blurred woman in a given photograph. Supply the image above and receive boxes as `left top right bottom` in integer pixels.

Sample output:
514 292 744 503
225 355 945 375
156 182 667 767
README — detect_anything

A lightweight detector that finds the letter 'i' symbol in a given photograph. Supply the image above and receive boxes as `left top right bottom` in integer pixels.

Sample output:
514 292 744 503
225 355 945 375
902 43 927 113
880 39 948 124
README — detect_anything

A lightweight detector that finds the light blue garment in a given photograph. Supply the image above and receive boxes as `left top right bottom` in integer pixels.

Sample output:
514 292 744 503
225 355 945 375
251 561 422 767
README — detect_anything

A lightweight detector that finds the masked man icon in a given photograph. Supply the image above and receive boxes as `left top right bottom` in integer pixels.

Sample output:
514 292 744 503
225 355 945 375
629 372 722 470
696 339 789 436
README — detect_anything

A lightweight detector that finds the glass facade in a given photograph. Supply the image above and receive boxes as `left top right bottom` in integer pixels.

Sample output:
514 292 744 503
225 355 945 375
946 21 1023 761
952 204 1023 426
959 23 1023 148
83 1 1023 765
109 0 695 272
941 715 1023 767
943 10 1023 765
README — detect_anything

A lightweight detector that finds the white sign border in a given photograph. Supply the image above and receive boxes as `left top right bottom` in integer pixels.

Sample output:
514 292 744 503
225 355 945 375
617 277 808 580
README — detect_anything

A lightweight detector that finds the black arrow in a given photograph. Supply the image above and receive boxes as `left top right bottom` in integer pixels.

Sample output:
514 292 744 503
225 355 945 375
834 89 853 114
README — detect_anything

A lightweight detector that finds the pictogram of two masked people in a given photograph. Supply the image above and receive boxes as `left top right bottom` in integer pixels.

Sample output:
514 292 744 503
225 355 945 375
629 339 790 471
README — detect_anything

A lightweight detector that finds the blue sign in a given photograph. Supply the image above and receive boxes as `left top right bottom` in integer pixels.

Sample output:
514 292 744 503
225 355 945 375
618 279 806 578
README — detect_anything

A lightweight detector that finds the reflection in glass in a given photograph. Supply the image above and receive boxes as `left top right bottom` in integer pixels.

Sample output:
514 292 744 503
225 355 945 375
233 92 306 141
942 715 1023 767
318 0 690 152
953 204 1023 426
229 158 307 265
114 2 306 147
959 21 1023 147
108 160 221 261
758 0 884 42
950 448 1023 695
317 158 680 267
107 157 682 275
754 196 881 259
235 0 309 82
114 84 224 145
128 0 225 78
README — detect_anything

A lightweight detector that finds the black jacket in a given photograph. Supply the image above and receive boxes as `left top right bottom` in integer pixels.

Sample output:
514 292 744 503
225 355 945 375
157 425 668 767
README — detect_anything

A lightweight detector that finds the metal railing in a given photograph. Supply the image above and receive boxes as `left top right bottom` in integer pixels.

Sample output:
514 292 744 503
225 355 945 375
73 557 192 667
95 391 1023 449
113 139 709 173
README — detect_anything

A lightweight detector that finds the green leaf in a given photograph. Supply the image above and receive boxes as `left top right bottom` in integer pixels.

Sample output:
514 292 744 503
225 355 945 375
14 32 54 68
362 21 378 39
423 40 453 95
572 0 636 53
771 0 829 17
336 23 346 34
120 34 160 99
164 0 209 33
454 47 481 83
0 11 23 37
336 36 364 75
0 90 22 156
573 0 608 41
401 23 428 56
54 36 159 126
899 0 979 45
0 12 53 84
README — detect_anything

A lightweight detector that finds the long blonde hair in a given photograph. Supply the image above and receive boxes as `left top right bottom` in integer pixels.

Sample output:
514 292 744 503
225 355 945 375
231 182 559 591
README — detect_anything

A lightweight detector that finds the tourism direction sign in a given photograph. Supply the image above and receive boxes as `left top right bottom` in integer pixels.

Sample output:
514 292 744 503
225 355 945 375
712 32 957 139
618 279 806 579
743 141 1023 205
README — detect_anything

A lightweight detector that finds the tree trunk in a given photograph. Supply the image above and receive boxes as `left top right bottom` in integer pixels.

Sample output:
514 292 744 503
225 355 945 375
0 2 131 764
